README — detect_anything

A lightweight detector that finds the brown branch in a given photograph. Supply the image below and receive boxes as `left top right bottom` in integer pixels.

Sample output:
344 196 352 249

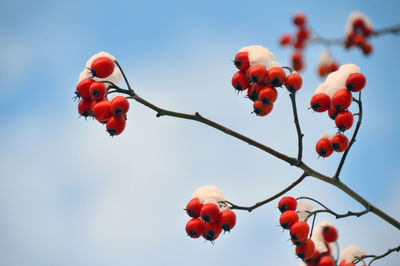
354 245 400 266
297 196 370 222
109 61 400 230
289 92 303 165
309 25 400 46
334 92 362 180
222 172 307 212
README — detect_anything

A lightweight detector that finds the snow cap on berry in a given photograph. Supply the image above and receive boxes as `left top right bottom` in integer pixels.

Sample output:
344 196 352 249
345 11 373 35
321 133 335 141
238 45 277 68
78 51 122 88
310 221 331 254
314 64 361 98
339 245 367 264
297 200 314 221
192 185 228 211
318 50 334 66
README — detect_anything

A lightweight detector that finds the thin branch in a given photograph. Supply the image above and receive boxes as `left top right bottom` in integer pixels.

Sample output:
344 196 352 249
107 61 400 230
289 92 304 165
309 25 400 46
334 92 362 180
114 60 134 92
222 173 307 212
354 245 400 266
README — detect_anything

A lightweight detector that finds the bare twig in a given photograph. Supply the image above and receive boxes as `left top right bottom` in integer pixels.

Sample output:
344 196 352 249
222 173 307 212
109 61 400 230
334 92 362 180
354 245 400 265
289 92 303 165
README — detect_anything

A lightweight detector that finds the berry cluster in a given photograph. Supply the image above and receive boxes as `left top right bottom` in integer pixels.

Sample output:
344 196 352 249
310 65 366 157
344 12 373 55
232 45 303 117
317 51 339 78
75 53 129 136
279 12 310 71
184 186 236 243
278 197 340 266
185 198 236 242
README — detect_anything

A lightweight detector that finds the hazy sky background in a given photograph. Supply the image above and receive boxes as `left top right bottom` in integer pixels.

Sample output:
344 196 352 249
0 0 399 265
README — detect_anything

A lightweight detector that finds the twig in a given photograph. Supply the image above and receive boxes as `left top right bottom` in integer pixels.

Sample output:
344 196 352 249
289 92 303 165
108 61 400 230
334 92 362 180
354 245 400 265
222 173 307 212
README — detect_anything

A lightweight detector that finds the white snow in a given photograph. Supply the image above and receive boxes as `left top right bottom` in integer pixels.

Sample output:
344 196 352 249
310 221 330 253
314 64 361 98
297 200 315 222
345 11 373 35
77 51 122 88
321 133 335 141
238 45 276 68
192 185 228 211
318 50 333 65
339 245 367 264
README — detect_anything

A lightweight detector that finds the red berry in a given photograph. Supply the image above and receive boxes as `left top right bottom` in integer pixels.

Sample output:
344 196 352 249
111 96 130 117
278 196 297 212
259 86 278 105
280 33 292 46
316 138 333 158
292 51 303 64
328 105 340 120
90 56 115 78
305 250 320 265
296 239 315 260
310 93 331 112
362 42 373 55
353 34 365 47
363 27 373 37
76 79 95 100
279 210 299 230
78 99 92 117
247 65 267 84
331 134 349 152
232 71 250 91
330 62 339 72
317 256 335 266
353 18 364 29
294 13 306 26
294 40 305 49
267 67 286 87
318 64 330 77
89 81 107 101
234 51 250 71
346 73 366 92
285 73 303 92
92 99 112 123
322 225 338 242
332 88 352 111
290 221 310 245
253 100 273 117
106 115 126 136
293 62 304 72
335 110 354 132
200 203 220 223
186 197 203 218
247 83 260 101
185 218 204 238
297 28 309 41
218 209 236 232
202 222 222 241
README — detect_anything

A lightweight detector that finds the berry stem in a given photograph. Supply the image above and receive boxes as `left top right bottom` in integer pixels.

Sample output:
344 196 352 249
334 92 362 180
289 92 304 165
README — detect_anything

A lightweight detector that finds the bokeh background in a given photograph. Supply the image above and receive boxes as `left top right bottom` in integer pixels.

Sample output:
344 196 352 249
1 0 399 265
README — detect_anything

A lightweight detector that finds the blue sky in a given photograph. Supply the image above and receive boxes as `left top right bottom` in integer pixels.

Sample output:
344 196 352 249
0 0 399 265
